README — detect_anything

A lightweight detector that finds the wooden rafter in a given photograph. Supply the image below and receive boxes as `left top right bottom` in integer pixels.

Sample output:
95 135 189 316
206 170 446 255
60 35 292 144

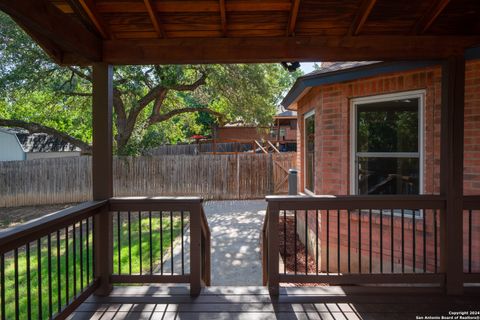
286 0 301 36
0 0 101 62
349 0 377 36
93 1 291 13
219 0 227 36
143 0 166 38
77 0 110 39
413 0 451 34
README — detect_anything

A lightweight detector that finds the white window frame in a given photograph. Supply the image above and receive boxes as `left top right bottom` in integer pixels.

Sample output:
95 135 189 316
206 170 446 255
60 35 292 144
349 90 425 196
304 109 315 195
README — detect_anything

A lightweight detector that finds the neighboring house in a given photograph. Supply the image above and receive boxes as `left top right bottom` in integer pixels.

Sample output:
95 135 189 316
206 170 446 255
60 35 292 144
0 127 81 161
282 58 480 272
271 110 297 152
213 110 298 151
213 124 269 141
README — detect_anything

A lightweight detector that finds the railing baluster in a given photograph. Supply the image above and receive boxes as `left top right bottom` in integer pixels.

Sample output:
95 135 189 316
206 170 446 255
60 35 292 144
283 210 287 275
423 209 427 273
149 211 153 275
37 239 42 319
316 210 319 275
469 209 472 273
326 210 330 274
412 212 416 273
347 209 351 273
391 209 394 273
73 223 77 297
56 230 61 312
181 211 185 275
434 209 438 273
380 210 383 274
65 227 69 304
86 219 90 284
14 248 19 320
305 210 308 275
139 212 143 275
26 243 31 320
1 254 5 320
80 220 84 289
170 211 174 275
128 211 132 275
48 234 53 318
337 209 340 274
117 212 121 274
401 209 405 273
91 217 95 279
358 209 362 274
160 211 164 275
294 210 297 275
369 209 372 274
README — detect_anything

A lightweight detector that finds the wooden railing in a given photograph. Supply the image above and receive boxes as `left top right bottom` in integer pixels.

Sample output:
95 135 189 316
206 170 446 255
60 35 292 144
108 197 211 293
0 197 211 319
262 195 446 295
463 196 480 284
0 201 106 320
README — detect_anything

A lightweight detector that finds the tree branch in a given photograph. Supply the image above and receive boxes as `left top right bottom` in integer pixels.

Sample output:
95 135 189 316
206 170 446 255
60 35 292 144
67 66 92 82
149 107 225 125
167 73 207 91
0 119 92 154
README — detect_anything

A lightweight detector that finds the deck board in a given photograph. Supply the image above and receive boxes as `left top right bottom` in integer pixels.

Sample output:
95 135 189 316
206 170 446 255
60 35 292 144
68 285 480 320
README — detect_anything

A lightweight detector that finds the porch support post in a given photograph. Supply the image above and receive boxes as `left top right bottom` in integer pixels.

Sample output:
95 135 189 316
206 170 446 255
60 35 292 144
92 63 114 296
267 202 279 296
440 55 465 295
189 204 202 296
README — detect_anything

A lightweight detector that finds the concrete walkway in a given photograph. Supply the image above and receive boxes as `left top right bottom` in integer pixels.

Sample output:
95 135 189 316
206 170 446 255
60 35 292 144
162 200 267 286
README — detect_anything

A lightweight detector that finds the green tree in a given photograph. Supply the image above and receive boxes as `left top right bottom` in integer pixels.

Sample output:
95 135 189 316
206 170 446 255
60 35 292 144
0 12 300 155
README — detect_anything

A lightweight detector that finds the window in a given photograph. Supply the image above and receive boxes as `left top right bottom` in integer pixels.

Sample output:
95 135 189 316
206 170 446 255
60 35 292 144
350 91 424 195
304 110 315 193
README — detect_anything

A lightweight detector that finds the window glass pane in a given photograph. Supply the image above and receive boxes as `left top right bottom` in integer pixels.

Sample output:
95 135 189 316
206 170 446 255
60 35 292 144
357 98 419 152
305 114 315 192
357 157 419 195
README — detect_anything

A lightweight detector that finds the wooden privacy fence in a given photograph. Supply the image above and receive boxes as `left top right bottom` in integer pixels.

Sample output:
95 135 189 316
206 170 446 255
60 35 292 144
0 153 296 207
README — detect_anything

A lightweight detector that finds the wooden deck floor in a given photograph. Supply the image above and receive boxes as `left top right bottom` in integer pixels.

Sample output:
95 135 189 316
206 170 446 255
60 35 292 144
69 285 480 319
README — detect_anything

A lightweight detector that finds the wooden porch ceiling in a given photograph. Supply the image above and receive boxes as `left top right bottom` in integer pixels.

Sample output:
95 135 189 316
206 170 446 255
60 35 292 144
1 0 480 65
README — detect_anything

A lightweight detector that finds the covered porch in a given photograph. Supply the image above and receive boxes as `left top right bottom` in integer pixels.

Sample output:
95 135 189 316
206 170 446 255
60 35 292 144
1 0 480 319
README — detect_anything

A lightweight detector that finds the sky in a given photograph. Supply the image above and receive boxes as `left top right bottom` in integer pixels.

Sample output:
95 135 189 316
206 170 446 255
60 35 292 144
299 62 318 74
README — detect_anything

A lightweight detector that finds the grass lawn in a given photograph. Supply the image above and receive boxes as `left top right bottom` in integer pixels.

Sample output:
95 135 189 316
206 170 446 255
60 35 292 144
1 212 184 319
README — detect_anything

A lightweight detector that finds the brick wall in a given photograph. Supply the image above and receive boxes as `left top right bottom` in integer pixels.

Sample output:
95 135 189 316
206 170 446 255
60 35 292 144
293 60 480 273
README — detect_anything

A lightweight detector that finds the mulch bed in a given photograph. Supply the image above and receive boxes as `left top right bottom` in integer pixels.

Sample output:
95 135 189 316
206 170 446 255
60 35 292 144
278 215 327 286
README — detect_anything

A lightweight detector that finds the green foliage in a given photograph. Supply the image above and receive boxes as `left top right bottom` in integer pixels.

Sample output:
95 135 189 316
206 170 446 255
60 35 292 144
0 11 300 155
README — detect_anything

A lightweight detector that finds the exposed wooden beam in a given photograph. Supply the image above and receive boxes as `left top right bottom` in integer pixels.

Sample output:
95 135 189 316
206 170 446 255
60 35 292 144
349 0 377 36
66 0 100 35
413 0 451 34
103 36 480 65
94 1 291 13
77 0 110 39
0 0 101 63
144 0 166 38
286 0 301 36
219 0 227 36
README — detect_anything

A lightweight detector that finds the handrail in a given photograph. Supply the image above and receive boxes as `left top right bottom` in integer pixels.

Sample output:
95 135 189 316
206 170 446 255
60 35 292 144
0 200 107 254
0 201 105 320
109 196 203 212
0 196 212 319
263 194 447 296
266 194 446 210
463 195 480 209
